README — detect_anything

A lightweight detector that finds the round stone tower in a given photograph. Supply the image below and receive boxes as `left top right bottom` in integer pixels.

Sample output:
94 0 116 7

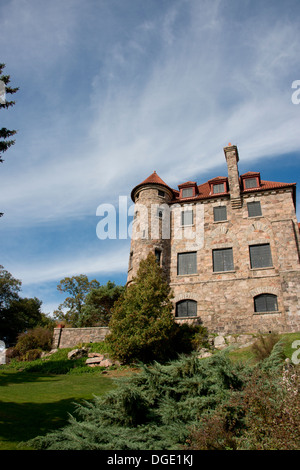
127 171 174 284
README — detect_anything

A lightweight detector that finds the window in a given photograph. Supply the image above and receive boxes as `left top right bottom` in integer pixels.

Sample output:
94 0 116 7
254 294 278 313
176 299 197 318
213 248 234 272
244 178 258 189
157 208 163 218
177 252 197 275
182 188 194 198
249 244 273 269
247 201 262 217
155 249 161 265
213 183 225 194
158 190 165 197
214 206 227 222
129 251 133 270
181 209 193 226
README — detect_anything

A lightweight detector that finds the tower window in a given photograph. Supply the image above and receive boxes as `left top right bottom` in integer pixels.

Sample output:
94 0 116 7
158 190 165 197
155 249 161 265
176 299 197 318
254 294 278 313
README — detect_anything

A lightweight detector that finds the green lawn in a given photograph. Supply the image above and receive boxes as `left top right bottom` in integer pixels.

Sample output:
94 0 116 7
0 369 115 450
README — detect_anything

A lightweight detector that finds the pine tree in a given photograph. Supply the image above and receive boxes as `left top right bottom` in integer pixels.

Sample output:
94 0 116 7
0 63 19 162
106 252 177 364
0 63 19 217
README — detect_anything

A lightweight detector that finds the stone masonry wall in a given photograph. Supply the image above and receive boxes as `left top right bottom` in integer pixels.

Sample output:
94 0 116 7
52 327 110 349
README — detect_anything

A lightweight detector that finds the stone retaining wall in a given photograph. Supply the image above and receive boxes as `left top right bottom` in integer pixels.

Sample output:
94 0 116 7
52 327 110 349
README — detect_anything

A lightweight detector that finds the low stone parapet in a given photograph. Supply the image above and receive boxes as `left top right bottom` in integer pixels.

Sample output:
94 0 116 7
52 327 110 349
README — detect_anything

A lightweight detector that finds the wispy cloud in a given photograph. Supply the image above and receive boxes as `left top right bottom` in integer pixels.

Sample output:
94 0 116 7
1 0 300 308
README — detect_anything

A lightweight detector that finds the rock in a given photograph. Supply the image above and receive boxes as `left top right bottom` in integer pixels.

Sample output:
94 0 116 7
214 335 226 349
68 348 88 359
85 354 120 368
197 348 212 359
88 353 104 358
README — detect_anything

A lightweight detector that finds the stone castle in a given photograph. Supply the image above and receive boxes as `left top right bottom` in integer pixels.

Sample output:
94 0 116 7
127 144 300 334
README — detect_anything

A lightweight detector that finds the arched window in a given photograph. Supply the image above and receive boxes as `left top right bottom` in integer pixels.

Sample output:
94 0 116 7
254 294 278 313
176 299 197 318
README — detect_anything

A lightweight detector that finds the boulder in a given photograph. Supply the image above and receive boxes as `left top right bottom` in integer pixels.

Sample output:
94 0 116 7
214 335 226 349
68 348 88 359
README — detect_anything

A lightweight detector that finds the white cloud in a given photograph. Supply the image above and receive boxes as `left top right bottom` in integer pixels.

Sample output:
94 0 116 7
11 244 129 286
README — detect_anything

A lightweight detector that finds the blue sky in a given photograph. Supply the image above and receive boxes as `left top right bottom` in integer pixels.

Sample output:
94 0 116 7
1 0 300 316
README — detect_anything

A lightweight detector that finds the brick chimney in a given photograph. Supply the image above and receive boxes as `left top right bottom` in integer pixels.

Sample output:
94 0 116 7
224 144 242 209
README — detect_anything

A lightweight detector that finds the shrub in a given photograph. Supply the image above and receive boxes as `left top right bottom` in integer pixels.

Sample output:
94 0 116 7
106 253 177 364
14 327 53 360
251 332 281 361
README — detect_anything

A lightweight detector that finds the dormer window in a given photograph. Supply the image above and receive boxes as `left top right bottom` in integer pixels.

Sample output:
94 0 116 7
241 172 261 190
244 178 258 189
178 181 198 199
208 177 228 196
182 188 194 198
213 183 226 194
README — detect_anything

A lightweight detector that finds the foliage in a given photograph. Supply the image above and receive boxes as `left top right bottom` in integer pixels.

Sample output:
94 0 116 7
0 63 19 162
27 352 252 450
251 332 281 361
53 275 100 327
81 281 125 327
106 253 178 364
0 265 21 310
12 327 53 360
0 265 50 346
186 363 300 450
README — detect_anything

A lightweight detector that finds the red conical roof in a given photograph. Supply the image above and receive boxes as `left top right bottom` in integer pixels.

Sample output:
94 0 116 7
131 171 174 201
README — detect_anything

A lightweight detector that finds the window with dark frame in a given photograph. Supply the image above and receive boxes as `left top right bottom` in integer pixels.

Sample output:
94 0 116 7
155 249 161 265
247 201 262 217
182 188 194 198
157 208 163 218
176 299 197 317
177 252 197 275
213 248 234 272
249 243 273 269
181 209 194 226
158 190 165 197
244 178 258 189
213 206 227 222
213 183 225 194
254 294 278 312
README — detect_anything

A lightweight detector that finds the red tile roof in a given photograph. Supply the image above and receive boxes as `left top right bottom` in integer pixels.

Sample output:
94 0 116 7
132 171 296 203
131 171 175 200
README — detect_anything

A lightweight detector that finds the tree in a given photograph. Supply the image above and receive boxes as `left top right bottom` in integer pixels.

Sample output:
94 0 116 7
81 281 125 327
0 63 19 217
0 63 19 160
0 265 21 310
0 266 48 345
53 275 100 327
106 252 177 364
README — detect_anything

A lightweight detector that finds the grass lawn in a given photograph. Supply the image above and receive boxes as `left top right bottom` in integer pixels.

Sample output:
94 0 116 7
0 368 115 450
